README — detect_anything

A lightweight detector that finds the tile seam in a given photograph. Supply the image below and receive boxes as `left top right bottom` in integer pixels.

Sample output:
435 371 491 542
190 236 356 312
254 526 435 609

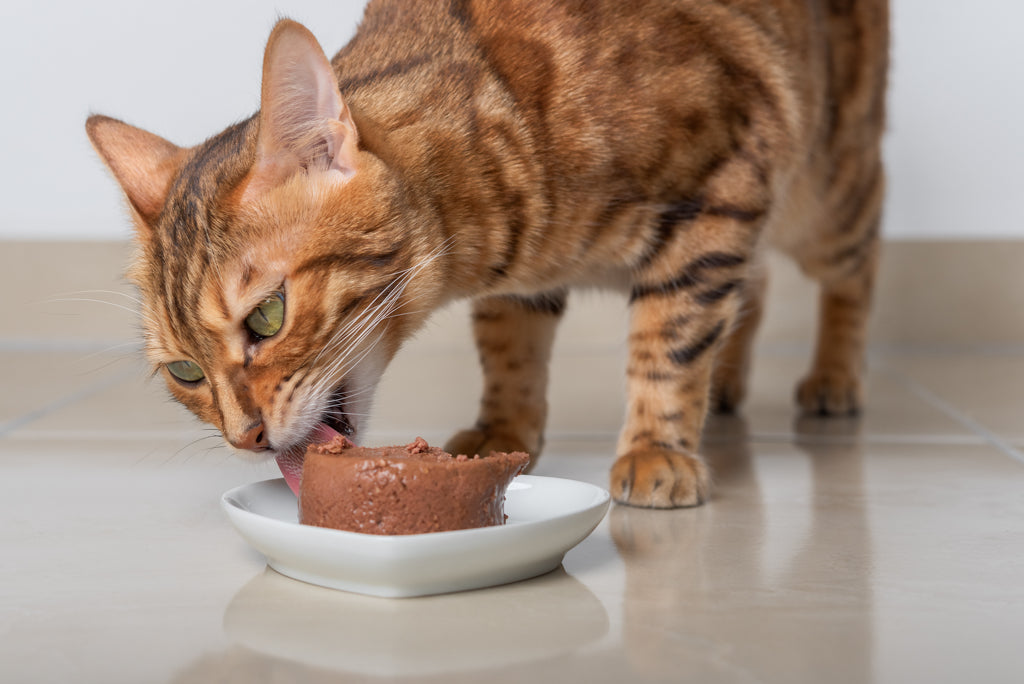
0 370 134 438
896 375 1024 467
0 339 140 353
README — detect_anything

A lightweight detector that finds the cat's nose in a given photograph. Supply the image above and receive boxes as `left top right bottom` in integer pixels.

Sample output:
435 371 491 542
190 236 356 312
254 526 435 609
231 420 270 451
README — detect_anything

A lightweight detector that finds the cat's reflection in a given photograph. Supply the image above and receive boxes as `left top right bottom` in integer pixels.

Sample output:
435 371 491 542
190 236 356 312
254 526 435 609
610 414 874 681
173 564 608 682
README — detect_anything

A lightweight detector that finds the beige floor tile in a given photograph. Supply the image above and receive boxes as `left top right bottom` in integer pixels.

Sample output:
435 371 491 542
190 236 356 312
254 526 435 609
8 358 200 438
712 351 983 445
592 440 1024 684
887 354 1024 448
0 350 138 429
376 346 979 448
4 432 1022 683
0 432 239 472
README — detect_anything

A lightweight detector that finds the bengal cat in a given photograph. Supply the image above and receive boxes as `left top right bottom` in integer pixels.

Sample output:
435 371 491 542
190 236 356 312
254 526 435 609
86 0 887 508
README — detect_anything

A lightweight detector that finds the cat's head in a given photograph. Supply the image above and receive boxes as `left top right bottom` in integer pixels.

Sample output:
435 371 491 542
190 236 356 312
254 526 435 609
86 20 443 493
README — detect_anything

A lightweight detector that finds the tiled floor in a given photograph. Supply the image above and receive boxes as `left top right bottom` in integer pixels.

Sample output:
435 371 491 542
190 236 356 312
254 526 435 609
3 244 1024 683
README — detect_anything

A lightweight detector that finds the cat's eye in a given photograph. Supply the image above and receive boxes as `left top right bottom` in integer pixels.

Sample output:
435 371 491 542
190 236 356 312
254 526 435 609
245 291 285 339
166 360 205 384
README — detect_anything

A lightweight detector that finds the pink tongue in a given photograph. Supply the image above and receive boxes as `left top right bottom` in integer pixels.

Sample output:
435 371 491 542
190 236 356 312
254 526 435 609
275 423 344 497
275 451 304 498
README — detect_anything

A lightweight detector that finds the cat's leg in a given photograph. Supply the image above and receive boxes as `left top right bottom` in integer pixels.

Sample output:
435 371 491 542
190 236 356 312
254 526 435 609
709 255 767 413
796 221 879 415
613 228 756 508
796 161 883 416
445 290 566 465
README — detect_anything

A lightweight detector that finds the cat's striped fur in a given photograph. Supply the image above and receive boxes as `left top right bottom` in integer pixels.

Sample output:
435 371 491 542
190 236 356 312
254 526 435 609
86 0 887 508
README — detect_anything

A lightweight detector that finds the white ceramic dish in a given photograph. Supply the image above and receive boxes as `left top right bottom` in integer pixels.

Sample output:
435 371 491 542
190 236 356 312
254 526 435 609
221 474 610 597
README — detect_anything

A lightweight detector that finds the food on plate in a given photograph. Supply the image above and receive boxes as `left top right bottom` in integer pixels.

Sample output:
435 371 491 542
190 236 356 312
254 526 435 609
299 436 529 535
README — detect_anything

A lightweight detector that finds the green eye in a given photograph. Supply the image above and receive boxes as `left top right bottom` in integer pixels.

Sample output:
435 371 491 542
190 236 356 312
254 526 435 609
245 291 285 339
167 360 205 383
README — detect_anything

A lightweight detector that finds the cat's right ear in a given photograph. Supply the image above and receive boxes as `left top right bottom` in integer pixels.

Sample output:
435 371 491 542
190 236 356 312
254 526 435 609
242 19 360 204
85 115 184 227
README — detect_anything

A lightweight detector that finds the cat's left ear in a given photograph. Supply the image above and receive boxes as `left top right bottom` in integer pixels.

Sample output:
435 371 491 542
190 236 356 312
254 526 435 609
243 19 359 202
85 115 185 227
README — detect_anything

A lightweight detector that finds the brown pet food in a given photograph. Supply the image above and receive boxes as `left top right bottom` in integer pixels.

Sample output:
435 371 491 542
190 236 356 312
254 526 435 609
299 436 529 535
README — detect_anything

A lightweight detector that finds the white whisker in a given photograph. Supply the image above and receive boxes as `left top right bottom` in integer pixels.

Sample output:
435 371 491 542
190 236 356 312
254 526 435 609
45 297 141 317
292 235 457 435
52 289 144 306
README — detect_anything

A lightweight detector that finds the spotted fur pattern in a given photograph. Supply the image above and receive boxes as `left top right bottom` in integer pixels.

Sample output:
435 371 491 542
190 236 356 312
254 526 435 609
86 0 888 508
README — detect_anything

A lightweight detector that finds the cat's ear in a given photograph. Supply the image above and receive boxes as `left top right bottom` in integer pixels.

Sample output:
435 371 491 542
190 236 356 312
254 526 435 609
243 19 359 202
85 115 185 226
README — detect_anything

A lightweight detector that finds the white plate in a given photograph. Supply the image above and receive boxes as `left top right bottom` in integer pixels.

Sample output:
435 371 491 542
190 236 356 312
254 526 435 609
221 475 610 597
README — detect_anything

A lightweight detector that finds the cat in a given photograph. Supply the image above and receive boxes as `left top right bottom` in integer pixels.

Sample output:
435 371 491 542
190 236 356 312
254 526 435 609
86 0 888 508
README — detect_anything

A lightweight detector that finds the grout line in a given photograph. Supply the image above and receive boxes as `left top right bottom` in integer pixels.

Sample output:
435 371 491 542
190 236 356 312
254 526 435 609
898 377 1024 467
0 339 141 353
0 370 135 438
361 428 987 449
0 429 989 448
0 427 995 449
538 430 990 446
708 431 989 447
865 343 1024 358
3 429 208 441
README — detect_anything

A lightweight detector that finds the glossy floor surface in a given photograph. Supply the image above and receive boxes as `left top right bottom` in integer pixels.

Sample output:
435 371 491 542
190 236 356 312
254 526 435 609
3 244 1024 683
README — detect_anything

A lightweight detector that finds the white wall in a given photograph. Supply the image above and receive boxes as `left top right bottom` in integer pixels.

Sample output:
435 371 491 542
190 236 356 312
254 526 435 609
884 1 1024 239
0 1 363 240
0 1 1019 240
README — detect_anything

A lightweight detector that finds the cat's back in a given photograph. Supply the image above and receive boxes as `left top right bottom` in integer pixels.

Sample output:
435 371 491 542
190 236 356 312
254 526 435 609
335 0 884 185
331 0 887 286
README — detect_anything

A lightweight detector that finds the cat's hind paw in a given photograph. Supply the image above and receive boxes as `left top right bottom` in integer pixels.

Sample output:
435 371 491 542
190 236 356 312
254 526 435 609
610 448 710 508
709 368 748 414
796 371 863 416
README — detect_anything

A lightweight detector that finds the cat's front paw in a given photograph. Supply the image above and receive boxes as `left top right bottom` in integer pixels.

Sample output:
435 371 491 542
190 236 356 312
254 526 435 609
610 448 710 508
796 371 863 416
444 427 537 465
